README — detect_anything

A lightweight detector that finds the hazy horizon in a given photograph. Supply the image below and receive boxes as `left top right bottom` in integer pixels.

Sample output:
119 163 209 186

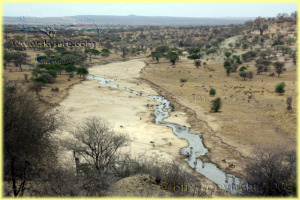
3 3 297 18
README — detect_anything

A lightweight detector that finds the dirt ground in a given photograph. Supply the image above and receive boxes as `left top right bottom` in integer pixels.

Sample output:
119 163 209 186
141 53 297 178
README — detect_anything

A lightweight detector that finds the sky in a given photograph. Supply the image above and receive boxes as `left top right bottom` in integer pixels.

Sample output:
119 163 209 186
3 3 297 18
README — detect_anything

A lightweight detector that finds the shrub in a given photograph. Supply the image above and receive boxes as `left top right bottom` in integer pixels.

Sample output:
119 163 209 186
209 88 216 96
239 66 247 72
65 65 77 73
211 97 222 112
41 73 54 84
34 76 48 85
52 87 59 92
45 70 57 78
224 51 232 58
275 82 286 95
223 59 232 67
180 78 187 82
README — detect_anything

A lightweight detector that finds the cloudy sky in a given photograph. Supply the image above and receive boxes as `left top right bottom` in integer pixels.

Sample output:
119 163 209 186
3 3 297 18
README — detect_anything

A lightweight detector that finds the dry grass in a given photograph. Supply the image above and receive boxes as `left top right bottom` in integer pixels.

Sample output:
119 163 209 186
141 55 296 177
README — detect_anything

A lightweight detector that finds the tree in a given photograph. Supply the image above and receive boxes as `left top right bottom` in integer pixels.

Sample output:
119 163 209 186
34 76 48 85
85 49 100 59
11 52 29 72
67 117 131 172
194 59 201 68
170 54 179 65
4 81 61 197
272 61 286 77
41 73 54 84
150 51 162 63
119 42 130 58
77 67 89 78
4 52 13 67
211 97 222 112
242 144 296 196
275 82 286 95
225 66 232 76
224 51 232 58
253 17 268 35
255 57 271 75
187 54 201 61
286 96 293 111
101 48 110 57
155 45 169 54
65 64 77 73
223 59 232 67
209 88 216 96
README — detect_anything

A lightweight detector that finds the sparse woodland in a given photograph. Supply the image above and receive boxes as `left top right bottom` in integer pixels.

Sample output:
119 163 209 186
3 11 297 197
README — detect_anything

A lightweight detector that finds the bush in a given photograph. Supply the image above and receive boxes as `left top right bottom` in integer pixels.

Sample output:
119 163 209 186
41 73 54 84
224 51 232 58
34 76 48 85
209 88 216 96
223 59 232 67
45 70 57 78
52 87 59 92
65 65 77 73
275 82 286 95
242 144 296 196
205 48 217 55
211 97 222 112
180 78 187 82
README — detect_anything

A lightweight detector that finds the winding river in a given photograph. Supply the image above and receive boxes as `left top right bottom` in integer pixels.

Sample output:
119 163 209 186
86 69 243 194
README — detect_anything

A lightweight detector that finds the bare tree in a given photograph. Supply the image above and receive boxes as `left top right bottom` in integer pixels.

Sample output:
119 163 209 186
286 96 293 111
241 143 296 196
253 17 268 35
11 52 29 72
4 80 62 197
68 117 131 172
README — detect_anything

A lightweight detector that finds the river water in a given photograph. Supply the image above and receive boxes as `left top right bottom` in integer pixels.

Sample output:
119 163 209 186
86 73 243 194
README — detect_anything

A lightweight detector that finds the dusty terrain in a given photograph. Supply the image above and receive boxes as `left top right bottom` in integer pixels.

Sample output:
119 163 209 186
142 52 297 177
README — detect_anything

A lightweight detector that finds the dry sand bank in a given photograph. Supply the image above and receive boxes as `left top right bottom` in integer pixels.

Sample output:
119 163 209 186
56 59 191 165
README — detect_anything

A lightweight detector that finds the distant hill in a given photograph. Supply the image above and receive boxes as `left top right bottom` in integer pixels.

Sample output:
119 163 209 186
3 15 255 26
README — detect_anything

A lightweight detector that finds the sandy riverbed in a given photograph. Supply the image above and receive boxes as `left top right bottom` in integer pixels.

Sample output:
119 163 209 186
56 59 190 165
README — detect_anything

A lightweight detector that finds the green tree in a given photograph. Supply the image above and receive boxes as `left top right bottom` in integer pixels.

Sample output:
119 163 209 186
209 88 216 96
224 51 232 58
85 49 101 59
155 45 169 54
151 51 162 63
223 59 232 67
275 82 286 95
211 97 222 112
225 66 232 76
272 61 286 77
34 76 48 85
65 64 77 73
187 54 201 61
45 70 57 78
169 54 179 65
101 48 110 57
239 66 247 72
77 67 89 78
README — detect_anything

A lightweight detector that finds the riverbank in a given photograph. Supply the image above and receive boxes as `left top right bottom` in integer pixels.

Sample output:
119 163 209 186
141 57 297 179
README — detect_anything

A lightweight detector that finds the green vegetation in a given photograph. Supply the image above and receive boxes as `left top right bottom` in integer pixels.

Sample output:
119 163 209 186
209 88 216 96
180 78 187 82
275 82 286 95
211 97 222 112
